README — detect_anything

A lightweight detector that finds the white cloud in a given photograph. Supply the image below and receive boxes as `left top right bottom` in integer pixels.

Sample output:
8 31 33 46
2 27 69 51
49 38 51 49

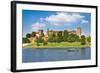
32 22 46 31
81 20 89 24
44 12 88 26
31 12 89 32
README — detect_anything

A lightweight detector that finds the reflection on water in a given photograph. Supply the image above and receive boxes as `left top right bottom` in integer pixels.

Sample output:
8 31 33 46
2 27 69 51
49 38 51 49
22 48 91 63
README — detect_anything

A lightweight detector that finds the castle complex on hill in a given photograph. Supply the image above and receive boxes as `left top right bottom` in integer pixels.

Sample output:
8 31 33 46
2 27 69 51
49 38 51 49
26 27 81 45
36 27 81 37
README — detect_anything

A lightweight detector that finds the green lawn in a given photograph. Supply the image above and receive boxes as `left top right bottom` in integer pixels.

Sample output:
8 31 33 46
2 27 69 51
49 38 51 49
23 42 90 48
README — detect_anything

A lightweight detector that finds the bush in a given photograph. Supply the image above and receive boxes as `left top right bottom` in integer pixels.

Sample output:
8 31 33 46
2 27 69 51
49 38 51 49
67 34 80 42
32 32 36 37
56 31 63 43
22 38 30 43
81 35 86 45
87 36 91 43
26 34 31 38
35 37 44 46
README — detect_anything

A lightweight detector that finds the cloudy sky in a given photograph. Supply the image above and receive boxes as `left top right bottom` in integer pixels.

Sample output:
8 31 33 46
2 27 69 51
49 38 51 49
22 10 91 37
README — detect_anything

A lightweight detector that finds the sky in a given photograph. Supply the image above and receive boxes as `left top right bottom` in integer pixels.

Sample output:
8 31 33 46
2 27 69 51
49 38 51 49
22 10 91 37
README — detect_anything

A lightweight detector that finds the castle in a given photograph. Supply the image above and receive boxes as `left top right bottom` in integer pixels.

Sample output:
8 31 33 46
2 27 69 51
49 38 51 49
67 27 81 36
38 27 81 37
26 27 81 45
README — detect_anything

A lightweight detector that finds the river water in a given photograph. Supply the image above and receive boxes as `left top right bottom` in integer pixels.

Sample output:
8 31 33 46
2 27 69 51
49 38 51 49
22 48 91 63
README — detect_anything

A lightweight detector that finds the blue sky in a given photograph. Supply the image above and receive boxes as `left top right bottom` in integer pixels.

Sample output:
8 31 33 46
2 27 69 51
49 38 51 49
22 10 91 37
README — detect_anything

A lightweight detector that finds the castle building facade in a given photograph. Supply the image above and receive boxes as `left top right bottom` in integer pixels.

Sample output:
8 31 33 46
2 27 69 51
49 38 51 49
47 27 81 37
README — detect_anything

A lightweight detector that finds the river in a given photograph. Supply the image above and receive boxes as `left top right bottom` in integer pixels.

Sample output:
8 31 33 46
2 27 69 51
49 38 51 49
22 48 91 63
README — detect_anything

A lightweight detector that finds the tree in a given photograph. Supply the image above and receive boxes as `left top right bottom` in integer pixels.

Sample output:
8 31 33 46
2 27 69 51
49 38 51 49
74 35 80 42
67 33 74 42
63 30 69 41
38 36 44 43
43 37 48 45
48 32 56 42
35 36 44 46
56 31 63 43
81 35 86 45
35 37 41 46
67 33 80 42
22 37 30 43
26 33 31 38
87 36 91 43
32 32 36 37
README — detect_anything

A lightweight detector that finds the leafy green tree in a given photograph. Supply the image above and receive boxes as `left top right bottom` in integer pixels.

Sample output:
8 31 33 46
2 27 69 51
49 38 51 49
74 35 80 42
63 30 69 41
81 35 86 45
26 33 31 38
56 31 63 43
32 32 36 37
52 32 57 42
22 37 30 43
48 32 56 42
87 36 91 43
36 40 40 46
38 36 44 43
35 36 44 46
67 33 74 42
35 37 41 46
67 33 80 42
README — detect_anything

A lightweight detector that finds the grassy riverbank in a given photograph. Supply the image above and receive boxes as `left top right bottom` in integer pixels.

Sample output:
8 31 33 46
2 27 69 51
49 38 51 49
23 42 90 48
